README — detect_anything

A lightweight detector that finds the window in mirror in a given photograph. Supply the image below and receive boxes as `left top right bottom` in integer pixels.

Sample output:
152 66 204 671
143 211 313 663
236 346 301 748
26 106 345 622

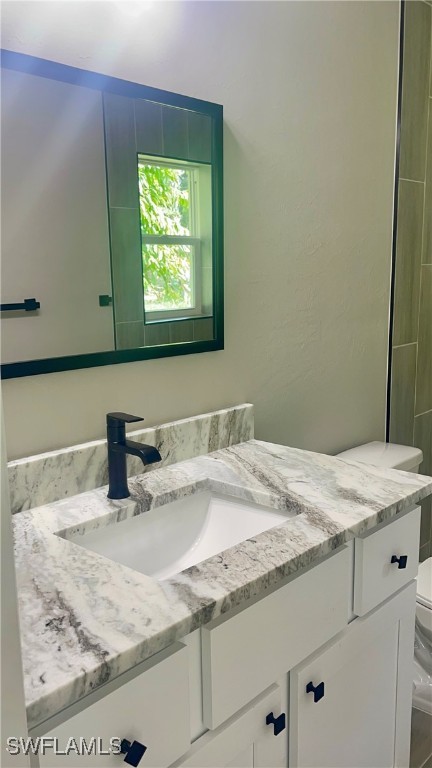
139 156 212 321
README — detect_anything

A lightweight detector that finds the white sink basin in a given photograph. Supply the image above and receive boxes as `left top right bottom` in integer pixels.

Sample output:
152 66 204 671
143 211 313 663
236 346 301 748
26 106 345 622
69 492 292 580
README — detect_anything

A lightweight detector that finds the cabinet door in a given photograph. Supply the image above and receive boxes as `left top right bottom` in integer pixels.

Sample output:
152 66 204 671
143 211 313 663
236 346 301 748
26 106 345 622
171 683 287 768
289 583 416 768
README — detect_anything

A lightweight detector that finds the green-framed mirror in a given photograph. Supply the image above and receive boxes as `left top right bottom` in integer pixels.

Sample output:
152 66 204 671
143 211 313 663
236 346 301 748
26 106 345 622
0 50 224 379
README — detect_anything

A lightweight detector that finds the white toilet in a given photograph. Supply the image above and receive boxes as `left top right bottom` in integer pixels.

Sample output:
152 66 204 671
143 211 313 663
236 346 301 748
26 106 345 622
336 441 432 715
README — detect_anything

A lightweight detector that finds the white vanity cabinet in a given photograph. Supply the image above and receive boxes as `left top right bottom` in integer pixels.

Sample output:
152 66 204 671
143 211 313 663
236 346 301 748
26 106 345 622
33 508 421 768
289 583 416 768
200 547 351 728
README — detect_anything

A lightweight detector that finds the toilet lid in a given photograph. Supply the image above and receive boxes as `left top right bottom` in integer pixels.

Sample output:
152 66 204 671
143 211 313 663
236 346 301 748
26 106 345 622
336 441 423 472
416 557 432 610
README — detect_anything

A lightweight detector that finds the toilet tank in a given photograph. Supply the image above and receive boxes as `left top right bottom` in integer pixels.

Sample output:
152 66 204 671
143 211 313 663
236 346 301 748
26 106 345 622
336 441 423 473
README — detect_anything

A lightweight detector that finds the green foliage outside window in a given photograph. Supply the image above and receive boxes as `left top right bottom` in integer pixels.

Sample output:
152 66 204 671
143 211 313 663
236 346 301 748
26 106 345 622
138 162 193 311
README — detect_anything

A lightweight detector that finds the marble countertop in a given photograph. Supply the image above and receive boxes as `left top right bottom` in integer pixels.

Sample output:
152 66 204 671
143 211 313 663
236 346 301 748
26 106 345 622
13 439 432 729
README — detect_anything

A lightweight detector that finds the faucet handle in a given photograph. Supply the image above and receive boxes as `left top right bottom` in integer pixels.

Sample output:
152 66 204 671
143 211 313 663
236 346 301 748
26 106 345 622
106 413 144 426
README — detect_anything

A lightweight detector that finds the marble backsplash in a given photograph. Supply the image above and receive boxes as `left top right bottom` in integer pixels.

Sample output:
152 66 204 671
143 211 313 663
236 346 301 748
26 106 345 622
8 404 254 514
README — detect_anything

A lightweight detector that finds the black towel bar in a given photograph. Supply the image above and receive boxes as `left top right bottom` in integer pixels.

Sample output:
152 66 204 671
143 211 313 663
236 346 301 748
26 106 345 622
0 298 40 312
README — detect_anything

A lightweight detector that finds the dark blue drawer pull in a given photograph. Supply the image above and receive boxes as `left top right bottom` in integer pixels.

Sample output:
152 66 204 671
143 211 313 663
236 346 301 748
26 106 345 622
120 739 147 766
306 681 325 703
266 711 286 735
391 554 408 569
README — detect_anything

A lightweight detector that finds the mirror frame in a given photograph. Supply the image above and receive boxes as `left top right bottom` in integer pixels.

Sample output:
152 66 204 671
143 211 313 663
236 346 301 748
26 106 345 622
0 49 224 379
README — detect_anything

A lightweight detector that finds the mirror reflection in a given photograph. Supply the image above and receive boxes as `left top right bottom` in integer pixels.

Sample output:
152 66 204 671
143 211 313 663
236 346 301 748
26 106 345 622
0 53 223 377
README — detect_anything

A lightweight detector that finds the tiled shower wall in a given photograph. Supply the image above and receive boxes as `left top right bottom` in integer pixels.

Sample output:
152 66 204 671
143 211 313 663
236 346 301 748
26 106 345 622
390 1 432 562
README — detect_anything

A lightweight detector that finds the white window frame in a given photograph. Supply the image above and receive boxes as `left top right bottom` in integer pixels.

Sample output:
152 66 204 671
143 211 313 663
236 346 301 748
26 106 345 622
139 156 204 322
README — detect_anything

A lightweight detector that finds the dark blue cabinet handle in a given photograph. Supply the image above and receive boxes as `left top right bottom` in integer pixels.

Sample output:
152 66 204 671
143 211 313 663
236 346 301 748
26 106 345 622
306 681 325 703
391 554 408 569
266 711 286 736
120 739 147 767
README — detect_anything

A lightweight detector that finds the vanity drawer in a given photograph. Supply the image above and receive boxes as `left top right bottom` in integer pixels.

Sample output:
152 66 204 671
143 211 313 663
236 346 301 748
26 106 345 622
353 506 420 616
38 643 190 768
202 547 350 729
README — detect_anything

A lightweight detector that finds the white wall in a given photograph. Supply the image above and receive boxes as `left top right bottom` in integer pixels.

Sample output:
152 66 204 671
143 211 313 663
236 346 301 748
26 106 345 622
0 0 399 460
1 69 114 361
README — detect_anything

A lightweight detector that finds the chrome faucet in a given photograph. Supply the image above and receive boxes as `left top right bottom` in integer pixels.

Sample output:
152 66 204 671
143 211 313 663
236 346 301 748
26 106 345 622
106 412 161 499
